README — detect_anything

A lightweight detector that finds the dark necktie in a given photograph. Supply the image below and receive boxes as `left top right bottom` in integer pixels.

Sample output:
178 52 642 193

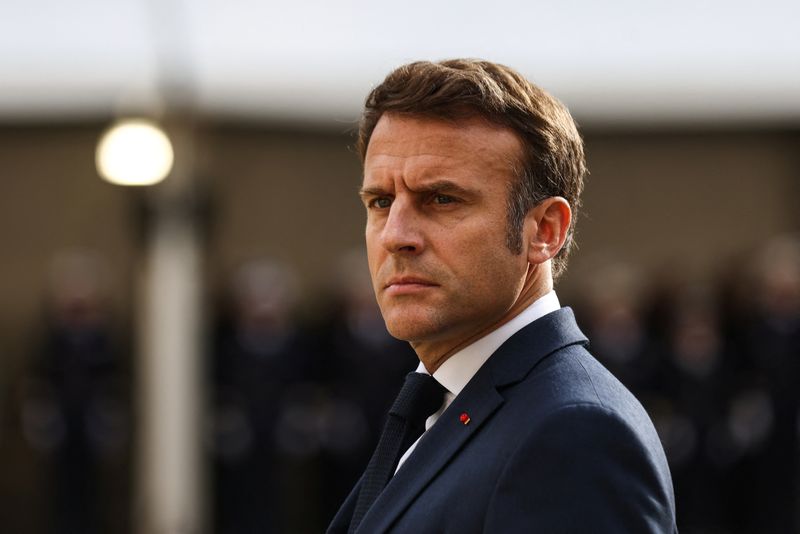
349 372 446 533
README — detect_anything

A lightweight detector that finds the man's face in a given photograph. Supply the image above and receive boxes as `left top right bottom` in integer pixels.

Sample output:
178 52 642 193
361 113 531 354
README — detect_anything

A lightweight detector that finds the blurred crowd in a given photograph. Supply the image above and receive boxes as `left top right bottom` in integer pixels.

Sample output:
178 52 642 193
16 252 130 534
574 236 800 534
206 252 416 533
7 234 800 534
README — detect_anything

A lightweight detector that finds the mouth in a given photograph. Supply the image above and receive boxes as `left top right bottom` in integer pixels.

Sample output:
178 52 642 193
384 276 438 295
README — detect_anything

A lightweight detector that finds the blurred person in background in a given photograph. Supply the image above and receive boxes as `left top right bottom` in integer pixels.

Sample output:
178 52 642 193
21 250 129 534
313 248 417 523
328 59 676 533
649 281 737 533
731 235 800 534
575 260 660 402
208 258 316 534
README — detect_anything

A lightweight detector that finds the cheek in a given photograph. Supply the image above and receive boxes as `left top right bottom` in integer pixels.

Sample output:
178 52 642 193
446 225 515 274
471 259 522 297
365 231 383 270
460 241 527 298
366 254 382 295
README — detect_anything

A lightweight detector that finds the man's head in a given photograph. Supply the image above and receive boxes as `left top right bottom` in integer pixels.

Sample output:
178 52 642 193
357 59 587 279
359 59 587 369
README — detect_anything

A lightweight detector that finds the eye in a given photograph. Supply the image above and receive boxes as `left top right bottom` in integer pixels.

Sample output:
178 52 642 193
433 194 455 205
368 197 392 209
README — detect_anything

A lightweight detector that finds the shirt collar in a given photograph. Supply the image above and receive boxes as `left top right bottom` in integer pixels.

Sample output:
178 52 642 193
414 290 560 397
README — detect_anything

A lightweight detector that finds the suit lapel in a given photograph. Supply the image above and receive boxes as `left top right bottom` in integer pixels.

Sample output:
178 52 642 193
356 369 504 533
486 307 588 388
353 308 588 533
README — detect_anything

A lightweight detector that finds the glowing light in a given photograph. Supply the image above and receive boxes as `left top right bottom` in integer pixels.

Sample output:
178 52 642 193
96 119 174 186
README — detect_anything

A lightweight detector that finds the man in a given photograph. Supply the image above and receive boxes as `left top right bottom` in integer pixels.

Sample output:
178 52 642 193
328 59 677 533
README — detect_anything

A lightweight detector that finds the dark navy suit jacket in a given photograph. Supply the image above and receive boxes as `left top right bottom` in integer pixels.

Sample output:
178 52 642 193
328 308 677 533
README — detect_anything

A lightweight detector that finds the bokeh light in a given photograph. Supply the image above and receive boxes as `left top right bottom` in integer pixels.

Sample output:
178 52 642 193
96 119 174 186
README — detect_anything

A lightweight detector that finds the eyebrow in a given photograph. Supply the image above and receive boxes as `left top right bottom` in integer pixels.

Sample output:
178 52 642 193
358 180 474 198
358 185 387 198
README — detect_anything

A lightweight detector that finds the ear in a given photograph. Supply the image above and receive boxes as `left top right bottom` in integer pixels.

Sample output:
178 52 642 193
525 197 572 266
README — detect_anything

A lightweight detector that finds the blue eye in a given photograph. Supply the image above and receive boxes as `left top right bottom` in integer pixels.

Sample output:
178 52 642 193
371 197 392 209
434 194 454 204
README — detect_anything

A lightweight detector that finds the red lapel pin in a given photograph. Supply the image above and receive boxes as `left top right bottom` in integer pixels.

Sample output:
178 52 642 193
459 412 471 425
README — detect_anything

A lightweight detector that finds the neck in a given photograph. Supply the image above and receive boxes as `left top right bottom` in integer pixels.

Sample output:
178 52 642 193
413 264 552 374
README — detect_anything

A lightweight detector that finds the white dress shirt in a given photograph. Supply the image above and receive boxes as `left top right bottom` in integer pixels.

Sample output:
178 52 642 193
395 290 561 472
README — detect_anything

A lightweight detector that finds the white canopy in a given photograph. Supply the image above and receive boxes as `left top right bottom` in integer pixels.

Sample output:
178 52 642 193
2 0 798 125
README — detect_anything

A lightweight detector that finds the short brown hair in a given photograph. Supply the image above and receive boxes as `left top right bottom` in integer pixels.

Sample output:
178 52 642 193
357 59 587 279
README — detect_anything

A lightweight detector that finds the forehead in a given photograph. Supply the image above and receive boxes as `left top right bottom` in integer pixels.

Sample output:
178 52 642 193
363 113 523 183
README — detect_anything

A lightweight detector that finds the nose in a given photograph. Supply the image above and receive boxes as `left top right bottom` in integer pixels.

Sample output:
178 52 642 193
380 196 424 254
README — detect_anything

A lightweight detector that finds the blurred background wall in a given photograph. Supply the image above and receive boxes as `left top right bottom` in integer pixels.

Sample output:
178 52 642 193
1 1 798 533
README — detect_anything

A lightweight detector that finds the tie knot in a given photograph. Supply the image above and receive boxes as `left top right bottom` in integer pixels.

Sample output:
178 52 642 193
389 372 447 426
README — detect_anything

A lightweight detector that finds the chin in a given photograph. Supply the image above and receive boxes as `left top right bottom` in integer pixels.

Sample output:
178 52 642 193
383 313 438 343
384 321 420 342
